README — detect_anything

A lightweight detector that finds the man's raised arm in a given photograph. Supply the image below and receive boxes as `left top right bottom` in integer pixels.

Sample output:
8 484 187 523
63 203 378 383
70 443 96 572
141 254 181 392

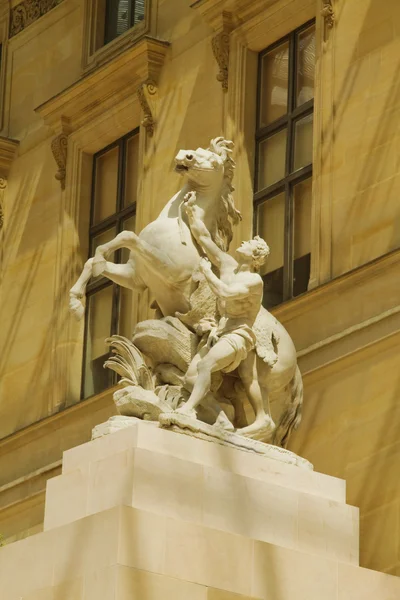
184 193 235 270
199 258 255 300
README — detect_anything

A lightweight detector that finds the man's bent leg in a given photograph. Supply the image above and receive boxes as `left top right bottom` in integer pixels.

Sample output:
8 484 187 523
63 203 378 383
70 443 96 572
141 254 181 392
176 339 236 417
238 352 275 441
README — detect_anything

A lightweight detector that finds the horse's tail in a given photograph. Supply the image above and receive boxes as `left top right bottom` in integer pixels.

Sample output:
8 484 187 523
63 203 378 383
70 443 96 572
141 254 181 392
273 365 303 448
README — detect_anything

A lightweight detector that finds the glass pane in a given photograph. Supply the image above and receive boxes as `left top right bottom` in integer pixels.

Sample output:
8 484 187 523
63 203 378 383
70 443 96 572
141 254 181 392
124 134 139 207
105 0 130 44
258 129 287 191
93 146 119 224
257 193 285 308
294 114 313 171
84 285 114 398
293 178 312 297
121 215 136 263
257 194 285 275
297 25 316 106
91 227 117 259
260 41 289 126
293 178 312 259
133 0 145 26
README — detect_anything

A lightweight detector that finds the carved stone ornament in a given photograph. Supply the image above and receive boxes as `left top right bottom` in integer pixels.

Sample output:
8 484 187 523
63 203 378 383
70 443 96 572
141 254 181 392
9 0 64 38
321 0 335 29
69 137 308 463
137 80 157 137
211 30 230 91
50 132 68 190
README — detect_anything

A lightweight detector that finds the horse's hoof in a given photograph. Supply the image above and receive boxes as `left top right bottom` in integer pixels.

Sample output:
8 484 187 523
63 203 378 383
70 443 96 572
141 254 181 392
69 296 85 320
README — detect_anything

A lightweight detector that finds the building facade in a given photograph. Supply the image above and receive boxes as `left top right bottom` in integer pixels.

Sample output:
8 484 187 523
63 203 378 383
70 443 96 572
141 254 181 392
0 0 399 577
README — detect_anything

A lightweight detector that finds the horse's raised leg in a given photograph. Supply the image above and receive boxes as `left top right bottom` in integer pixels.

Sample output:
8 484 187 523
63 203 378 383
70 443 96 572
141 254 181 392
69 258 94 320
93 231 189 282
70 256 146 321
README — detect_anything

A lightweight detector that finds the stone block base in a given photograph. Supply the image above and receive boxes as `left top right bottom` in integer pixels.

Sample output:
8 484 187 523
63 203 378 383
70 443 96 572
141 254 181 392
0 422 399 600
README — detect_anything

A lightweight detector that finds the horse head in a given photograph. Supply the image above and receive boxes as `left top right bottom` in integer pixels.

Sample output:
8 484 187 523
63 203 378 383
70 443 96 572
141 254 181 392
175 137 242 251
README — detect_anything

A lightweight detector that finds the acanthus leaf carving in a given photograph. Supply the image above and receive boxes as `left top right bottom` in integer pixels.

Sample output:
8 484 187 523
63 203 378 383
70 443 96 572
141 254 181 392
9 0 64 38
51 132 68 190
211 30 230 91
137 80 157 137
321 0 335 30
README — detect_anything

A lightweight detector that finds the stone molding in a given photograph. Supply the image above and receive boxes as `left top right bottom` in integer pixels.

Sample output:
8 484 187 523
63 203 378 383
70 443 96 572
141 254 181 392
9 0 64 39
0 137 19 229
35 37 169 187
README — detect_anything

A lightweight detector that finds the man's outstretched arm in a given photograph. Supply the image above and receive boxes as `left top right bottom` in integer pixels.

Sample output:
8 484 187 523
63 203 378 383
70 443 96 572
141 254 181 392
184 193 236 270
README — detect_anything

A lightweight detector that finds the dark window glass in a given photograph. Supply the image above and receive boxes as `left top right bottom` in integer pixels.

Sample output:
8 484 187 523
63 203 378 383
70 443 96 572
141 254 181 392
82 129 140 399
104 0 145 45
254 22 315 308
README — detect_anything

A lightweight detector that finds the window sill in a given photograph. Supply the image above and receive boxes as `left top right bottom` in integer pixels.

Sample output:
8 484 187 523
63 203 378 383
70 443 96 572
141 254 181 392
83 19 149 73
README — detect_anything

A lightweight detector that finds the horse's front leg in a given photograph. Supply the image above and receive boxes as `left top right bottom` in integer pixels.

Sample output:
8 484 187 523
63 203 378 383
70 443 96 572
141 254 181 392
92 231 138 277
69 257 95 320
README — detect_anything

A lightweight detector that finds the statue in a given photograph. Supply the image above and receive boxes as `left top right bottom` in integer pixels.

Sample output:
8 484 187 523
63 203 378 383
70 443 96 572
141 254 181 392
70 137 304 457
175 192 274 441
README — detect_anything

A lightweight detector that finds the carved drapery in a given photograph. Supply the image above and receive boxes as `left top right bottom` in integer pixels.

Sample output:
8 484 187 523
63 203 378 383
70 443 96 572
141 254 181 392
137 80 157 137
51 132 68 190
9 0 64 38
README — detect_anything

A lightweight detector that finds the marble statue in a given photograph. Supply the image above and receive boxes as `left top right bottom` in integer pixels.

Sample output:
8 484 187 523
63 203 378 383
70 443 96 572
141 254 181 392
70 137 303 451
174 192 274 441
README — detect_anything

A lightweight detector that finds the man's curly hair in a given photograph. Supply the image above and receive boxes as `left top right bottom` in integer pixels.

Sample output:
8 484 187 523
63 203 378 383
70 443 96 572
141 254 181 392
251 236 270 272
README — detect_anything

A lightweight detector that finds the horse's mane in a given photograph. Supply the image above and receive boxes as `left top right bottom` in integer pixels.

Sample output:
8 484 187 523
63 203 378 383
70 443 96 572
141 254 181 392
208 137 242 251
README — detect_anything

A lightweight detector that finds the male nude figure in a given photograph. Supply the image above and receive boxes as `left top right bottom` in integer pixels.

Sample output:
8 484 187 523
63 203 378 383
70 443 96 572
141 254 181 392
176 193 275 438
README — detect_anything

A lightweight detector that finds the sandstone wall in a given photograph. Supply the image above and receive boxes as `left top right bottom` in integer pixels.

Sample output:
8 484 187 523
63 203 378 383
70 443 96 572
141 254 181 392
0 0 399 577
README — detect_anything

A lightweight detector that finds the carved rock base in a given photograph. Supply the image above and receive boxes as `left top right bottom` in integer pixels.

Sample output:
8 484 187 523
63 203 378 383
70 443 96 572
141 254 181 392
158 412 313 470
91 415 157 439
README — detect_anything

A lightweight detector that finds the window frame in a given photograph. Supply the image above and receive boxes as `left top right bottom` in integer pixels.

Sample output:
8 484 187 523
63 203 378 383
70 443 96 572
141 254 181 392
82 0 151 72
81 127 139 399
253 19 315 303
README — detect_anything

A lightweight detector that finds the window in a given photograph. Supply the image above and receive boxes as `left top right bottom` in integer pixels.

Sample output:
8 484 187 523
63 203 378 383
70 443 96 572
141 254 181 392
254 21 315 308
82 0 149 71
82 129 140 398
104 0 145 45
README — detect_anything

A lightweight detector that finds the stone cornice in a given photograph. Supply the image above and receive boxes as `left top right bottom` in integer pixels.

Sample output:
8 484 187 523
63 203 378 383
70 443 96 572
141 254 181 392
35 36 169 188
273 247 400 323
191 0 281 30
35 36 169 133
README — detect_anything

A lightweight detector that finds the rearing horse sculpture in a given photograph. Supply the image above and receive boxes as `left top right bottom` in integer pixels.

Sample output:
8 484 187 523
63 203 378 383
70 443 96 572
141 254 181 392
70 137 240 319
70 137 302 447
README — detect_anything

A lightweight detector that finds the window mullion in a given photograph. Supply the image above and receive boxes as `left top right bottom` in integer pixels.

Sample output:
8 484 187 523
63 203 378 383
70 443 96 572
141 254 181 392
283 182 293 301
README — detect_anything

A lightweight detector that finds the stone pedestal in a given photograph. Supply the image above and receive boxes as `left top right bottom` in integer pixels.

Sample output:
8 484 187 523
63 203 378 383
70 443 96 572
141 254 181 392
1 420 400 600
